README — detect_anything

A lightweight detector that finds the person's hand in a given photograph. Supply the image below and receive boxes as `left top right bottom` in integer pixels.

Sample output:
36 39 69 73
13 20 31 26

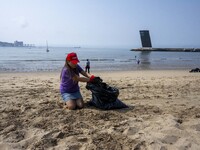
89 75 102 83
89 75 95 82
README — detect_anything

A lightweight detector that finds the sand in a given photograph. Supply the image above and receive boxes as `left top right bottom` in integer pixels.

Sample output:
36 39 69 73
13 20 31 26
0 70 200 150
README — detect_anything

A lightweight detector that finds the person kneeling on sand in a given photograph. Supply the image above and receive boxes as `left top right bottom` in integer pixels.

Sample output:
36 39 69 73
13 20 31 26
60 52 95 110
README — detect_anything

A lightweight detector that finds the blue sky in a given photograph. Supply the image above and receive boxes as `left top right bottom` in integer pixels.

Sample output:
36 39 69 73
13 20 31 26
0 0 200 48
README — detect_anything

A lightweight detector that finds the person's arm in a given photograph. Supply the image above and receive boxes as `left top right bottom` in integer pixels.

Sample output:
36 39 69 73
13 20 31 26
73 65 94 82
72 74 90 82
80 70 91 78
77 64 91 78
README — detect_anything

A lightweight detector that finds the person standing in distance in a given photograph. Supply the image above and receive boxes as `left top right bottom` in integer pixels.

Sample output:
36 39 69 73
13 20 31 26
85 59 90 73
60 52 95 110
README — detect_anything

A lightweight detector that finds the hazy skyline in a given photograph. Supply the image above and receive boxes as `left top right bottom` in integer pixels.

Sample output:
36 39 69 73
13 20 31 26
0 0 200 48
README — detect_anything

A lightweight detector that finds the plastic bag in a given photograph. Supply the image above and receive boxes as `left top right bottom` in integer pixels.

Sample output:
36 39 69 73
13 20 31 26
86 77 128 110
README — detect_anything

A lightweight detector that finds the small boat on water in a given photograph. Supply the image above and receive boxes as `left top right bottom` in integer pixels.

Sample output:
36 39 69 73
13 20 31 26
46 41 49 52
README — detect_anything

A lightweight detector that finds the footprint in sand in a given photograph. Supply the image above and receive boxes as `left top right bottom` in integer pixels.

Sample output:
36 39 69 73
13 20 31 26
161 135 178 144
192 124 200 131
123 127 138 135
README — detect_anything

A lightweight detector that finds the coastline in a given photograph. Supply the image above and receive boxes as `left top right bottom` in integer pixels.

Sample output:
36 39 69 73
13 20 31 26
1 70 200 149
0 69 197 77
0 69 195 81
0 67 196 74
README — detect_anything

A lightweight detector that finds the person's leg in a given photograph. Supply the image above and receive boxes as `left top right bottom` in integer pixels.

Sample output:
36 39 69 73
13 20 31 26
76 98 84 109
65 100 76 110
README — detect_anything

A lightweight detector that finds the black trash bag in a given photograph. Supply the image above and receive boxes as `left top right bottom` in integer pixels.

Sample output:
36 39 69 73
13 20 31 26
189 68 200 73
86 77 128 110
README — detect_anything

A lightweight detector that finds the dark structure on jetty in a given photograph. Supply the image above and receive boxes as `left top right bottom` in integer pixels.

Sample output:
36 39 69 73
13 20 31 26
140 30 152 48
131 30 200 52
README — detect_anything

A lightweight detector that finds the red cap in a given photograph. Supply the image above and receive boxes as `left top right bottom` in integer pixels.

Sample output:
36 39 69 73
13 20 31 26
66 52 80 64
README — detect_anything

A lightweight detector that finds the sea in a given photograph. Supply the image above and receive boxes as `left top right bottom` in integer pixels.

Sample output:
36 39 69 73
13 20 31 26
0 47 200 72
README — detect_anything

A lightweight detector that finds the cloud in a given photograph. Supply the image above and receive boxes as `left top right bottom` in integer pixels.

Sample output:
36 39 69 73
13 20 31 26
13 16 29 29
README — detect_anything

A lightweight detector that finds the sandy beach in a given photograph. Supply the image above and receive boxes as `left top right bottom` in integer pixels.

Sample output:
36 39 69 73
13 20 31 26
0 70 200 150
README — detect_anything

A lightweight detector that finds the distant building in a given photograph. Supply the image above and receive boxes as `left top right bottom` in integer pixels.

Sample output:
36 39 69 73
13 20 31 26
14 41 23 47
0 40 32 47
140 30 152 47
0 41 13 47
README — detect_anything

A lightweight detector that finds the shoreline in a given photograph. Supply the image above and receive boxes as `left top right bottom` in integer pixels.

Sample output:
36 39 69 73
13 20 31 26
0 68 195 74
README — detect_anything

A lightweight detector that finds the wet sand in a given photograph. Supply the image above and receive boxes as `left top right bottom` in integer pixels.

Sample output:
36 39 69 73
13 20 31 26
0 70 200 149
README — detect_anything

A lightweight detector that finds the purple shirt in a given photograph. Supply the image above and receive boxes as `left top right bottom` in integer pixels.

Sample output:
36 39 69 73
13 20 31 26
60 65 83 94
